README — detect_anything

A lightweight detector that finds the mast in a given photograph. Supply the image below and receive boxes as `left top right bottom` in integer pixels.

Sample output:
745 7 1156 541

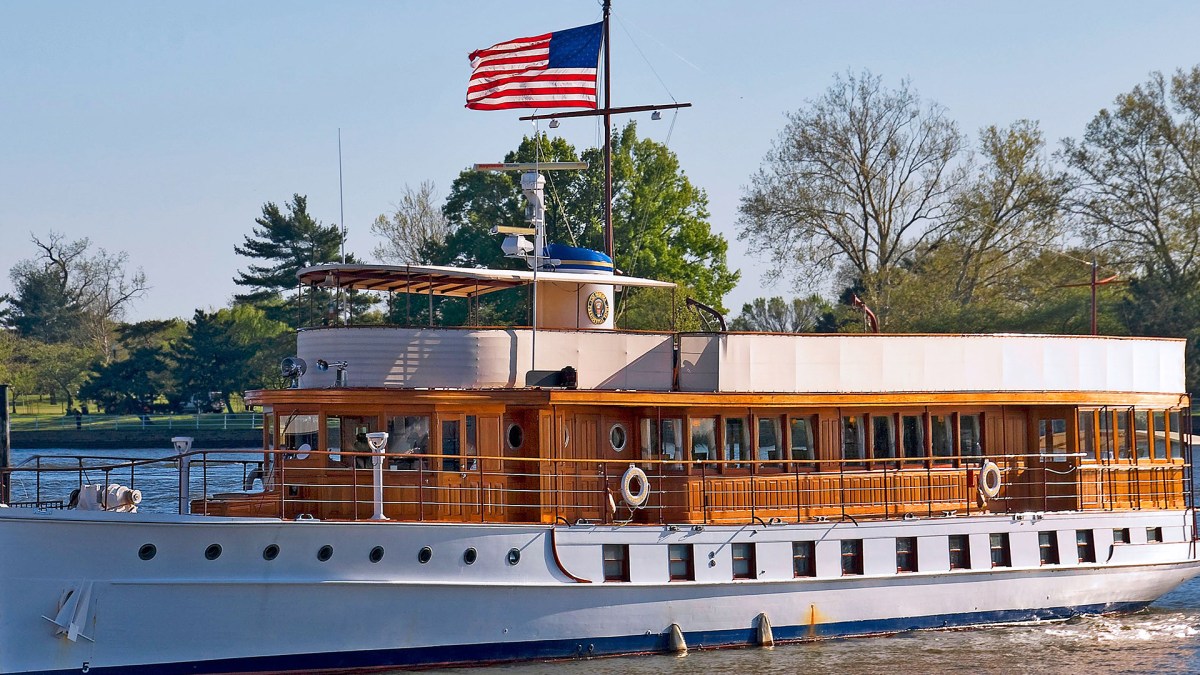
516 7 690 264
603 0 614 260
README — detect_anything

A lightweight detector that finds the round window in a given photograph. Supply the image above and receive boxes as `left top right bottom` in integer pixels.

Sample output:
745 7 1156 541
609 424 627 452
369 546 385 563
138 544 157 561
507 548 521 566
506 423 524 450
463 547 478 565
418 546 433 564
263 544 280 561
204 544 222 561
317 545 334 562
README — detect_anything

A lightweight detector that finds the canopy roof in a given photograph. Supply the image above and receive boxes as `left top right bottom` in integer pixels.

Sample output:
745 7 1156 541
296 263 675 299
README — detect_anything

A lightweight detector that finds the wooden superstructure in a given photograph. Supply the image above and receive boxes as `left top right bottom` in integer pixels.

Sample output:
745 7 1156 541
191 259 1194 526
206 361 1191 525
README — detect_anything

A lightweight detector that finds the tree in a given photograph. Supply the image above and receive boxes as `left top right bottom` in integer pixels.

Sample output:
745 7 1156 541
1062 66 1200 392
4 232 148 355
426 124 738 328
78 320 185 414
885 121 1068 331
174 305 290 412
371 182 452 264
730 295 831 332
1062 67 1200 285
234 195 344 326
738 70 964 327
25 340 94 411
0 332 37 412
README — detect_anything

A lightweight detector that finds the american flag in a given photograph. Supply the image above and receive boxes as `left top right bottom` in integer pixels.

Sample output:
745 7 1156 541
466 22 603 111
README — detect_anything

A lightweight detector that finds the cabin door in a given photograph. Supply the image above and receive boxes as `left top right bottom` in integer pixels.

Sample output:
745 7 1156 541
560 413 604 522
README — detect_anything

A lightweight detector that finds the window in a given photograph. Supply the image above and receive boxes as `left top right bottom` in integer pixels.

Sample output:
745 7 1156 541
901 414 925 460
603 544 629 582
1078 411 1096 461
1169 411 1184 459
789 417 816 466
757 416 784 469
896 537 918 573
1113 528 1130 544
505 422 524 450
872 414 896 461
464 416 478 470
724 417 748 469
1152 411 1167 460
948 535 971 570
792 541 816 577
1115 411 1132 460
642 417 685 472
842 416 865 462
1038 531 1059 565
1099 410 1114 460
841 539 864 576
386 415 429 469
668 544 694 581
960 414 982 463
441 420 461 471
1133 410 1150 459
691 417 716 468
609 423 627 453
931 414 953 460
990 533 1011 568
1039 418 1067 455
1076 530 1096 563
732 543 756 579
281 414 319 453
1147 527 1163 543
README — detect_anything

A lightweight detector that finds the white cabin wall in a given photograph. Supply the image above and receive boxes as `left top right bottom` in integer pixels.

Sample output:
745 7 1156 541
678 334 1186 395
297 327 673 391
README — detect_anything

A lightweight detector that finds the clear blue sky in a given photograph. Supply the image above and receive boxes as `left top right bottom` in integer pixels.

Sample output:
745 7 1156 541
2 0 1199 322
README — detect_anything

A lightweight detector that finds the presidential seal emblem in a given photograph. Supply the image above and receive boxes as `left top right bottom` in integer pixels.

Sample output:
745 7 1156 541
586 291 609 325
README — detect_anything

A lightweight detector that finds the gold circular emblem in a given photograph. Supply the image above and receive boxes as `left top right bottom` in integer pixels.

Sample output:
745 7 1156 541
586 291 609 325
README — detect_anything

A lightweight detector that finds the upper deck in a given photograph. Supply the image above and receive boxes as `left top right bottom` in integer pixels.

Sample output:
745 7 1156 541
294 325 1186 401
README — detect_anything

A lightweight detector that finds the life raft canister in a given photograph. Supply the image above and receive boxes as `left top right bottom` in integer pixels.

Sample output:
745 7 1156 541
978 460 1002 500
620 466 650 508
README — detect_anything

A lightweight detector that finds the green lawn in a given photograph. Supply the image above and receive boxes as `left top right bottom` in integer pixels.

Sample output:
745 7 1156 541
10 412 263 432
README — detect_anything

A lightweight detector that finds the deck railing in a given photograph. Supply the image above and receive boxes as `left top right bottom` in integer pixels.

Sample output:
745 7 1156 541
5 447 1187 525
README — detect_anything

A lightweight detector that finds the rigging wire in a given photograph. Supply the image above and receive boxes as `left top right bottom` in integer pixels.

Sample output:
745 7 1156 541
612 12 679 103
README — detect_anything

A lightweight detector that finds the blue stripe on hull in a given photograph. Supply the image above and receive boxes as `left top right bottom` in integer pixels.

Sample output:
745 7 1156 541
29 601 1150 675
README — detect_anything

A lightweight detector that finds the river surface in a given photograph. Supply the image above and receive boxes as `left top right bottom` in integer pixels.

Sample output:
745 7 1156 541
8 448 1200 674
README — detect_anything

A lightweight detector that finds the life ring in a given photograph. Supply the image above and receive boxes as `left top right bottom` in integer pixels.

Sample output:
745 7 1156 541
978 460 1002 500
620 466 650 508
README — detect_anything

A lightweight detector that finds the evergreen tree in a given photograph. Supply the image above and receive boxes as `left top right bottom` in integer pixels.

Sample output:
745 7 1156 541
234 195 344 327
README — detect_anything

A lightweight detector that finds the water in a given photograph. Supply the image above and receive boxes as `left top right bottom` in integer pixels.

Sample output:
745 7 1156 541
8 448 1200 673
6 447 262 511
437 594 1200 675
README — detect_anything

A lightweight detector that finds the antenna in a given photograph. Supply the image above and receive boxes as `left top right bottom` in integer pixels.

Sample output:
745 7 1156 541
338 128 346 265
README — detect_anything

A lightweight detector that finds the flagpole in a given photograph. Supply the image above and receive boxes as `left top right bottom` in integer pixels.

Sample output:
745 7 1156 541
602 0 614 261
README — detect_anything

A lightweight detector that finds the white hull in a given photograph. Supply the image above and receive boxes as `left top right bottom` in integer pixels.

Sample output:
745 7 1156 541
1 508 1197 674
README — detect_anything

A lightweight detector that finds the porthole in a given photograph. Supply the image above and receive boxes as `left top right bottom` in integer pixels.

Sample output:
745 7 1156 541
506 423 524 450
317 545 334 562
418 546 433 564
204 544 222 561
263 544 280 561
464 547 478 565
609 423 628 452
138 544 156 561
369 546 385 563
507 548 521 566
